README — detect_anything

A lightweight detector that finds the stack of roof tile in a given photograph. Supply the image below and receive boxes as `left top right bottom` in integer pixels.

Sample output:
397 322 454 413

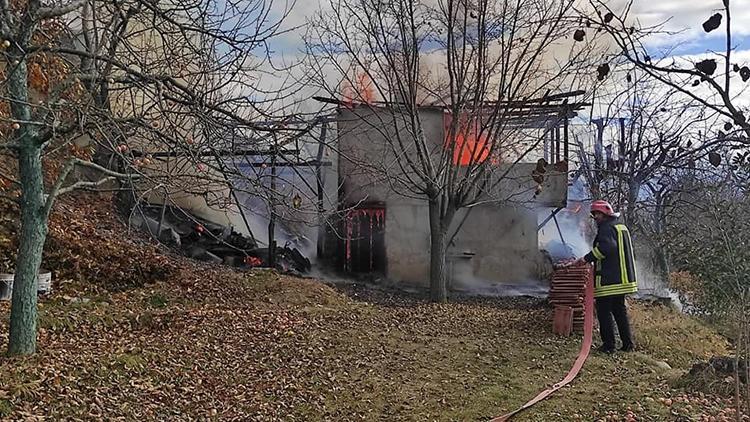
549 263 589 332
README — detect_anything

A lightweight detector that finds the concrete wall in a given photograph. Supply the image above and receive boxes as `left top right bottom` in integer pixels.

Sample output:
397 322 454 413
487 162 567 208
383 200 546 293
336 105 564 292
337 106 567 207
450 205 543 290
337 106 446 205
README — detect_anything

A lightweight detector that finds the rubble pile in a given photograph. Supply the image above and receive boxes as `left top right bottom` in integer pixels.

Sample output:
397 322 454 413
128 203 311 274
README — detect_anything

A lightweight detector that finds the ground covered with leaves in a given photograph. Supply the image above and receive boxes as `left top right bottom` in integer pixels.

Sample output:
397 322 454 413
0 196 740 421
0 268 737 421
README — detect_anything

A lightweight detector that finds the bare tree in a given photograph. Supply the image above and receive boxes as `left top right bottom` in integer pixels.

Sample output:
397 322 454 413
0 0 299 355
307 0 600 301
575 0 750 290
587 0 750 166
577 68 725 279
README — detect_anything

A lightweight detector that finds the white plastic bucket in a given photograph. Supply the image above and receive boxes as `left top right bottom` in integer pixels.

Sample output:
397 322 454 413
0 273 12 301
38 271 52 294
0 271 53 300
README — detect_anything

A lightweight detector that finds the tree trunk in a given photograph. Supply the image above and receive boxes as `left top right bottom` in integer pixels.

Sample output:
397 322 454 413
653 195 670 285
654 247 670 285
428 198 451 303
734 322 745 422
8 145 47 356
7 53 47 356
625 180 641 226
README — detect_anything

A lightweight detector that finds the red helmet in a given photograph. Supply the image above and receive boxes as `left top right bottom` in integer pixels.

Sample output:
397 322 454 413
590 200 618 217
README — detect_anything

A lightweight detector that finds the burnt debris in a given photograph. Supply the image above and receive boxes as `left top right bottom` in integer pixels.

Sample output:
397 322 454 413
129 203 311 274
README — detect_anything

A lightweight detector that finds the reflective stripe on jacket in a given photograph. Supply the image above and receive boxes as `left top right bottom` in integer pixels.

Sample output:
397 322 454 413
584 218 638 298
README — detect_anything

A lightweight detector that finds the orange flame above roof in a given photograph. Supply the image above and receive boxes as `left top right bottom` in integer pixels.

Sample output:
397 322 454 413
342 71 376 105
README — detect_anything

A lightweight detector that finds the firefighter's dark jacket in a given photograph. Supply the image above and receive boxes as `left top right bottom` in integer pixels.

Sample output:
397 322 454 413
584 218 638 298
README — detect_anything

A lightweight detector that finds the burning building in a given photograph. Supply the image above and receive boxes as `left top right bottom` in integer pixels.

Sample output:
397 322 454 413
328 94 587 295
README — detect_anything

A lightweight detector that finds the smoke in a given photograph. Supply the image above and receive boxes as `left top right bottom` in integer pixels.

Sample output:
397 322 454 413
448 256 551 297
444 249 552 298
629 242 675 301
226 152 325 262
538 205 592 262
538 213 678 303
538 205 676 299
538 176 592 262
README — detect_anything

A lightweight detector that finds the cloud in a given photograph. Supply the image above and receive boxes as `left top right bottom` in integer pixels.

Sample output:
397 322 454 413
270 1 750 59
623 0 750 50
266 0 328 55
251 0 750 117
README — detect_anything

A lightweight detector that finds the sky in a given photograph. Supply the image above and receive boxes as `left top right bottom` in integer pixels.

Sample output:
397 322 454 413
267 0 750 54
626 0 750 54
251 0 750 116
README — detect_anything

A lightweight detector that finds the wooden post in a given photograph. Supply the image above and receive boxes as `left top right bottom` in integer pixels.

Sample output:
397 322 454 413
316 122 327 260
268 141 277 268
563 114 569 161
156 191 168 240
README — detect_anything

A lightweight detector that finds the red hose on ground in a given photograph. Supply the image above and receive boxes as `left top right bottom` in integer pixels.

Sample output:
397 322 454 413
490 266 594 422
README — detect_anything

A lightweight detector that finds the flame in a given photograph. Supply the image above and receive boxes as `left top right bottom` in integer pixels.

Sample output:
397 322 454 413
244 256 263 267
444 113 491 166
357 72 375 104
342 70 376 106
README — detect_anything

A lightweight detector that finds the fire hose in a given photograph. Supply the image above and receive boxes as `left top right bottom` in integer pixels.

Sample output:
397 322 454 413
490 265 594 421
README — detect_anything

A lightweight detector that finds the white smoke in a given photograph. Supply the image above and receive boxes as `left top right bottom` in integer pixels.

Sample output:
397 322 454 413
630 242 675 301
538 206 592 261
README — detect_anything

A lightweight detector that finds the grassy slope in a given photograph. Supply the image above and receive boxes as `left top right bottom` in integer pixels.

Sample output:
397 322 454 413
0 195 735 421
0 268 734 421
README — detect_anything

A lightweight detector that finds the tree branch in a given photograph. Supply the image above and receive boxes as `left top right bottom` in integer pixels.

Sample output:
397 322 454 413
55 176 117 197
37 0 86 20
43 158 139 217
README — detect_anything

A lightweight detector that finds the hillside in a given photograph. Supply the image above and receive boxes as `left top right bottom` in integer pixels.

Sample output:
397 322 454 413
0 195 737 421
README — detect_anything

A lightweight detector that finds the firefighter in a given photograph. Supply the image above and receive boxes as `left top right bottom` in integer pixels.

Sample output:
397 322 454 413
568 200 637 354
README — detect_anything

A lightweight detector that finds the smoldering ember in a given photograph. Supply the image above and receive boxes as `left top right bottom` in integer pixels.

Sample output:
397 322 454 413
1 0 749 420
